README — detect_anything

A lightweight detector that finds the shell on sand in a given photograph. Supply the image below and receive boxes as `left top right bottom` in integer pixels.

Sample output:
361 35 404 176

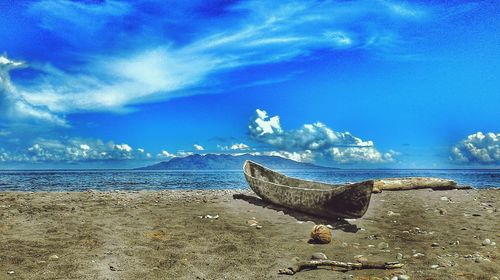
310 225 332 244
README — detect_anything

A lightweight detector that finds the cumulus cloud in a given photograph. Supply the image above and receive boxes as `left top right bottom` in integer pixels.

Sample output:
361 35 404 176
0 138 155 163
450 132 499 164
218 143 251 151
264 150 315 163
0 55 66 126
158 150 175 159
249 109 396 164
193 144 205 151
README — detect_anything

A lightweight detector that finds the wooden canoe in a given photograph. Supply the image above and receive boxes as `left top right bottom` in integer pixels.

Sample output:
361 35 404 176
243 160 373 219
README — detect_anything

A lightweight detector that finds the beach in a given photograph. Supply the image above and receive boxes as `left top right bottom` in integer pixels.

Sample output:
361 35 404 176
0 189 498 280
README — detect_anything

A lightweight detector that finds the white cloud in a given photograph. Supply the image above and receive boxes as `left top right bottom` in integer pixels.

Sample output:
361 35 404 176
8 0 429 119
193 144 205 151
218 143 251 151
0 138 157 163
450 132 499 164
265 150 315 163
158 150 175 159
230 143 250 150
115 144 132 153
177 151 194 157
0 55 66 126
249 109 396 164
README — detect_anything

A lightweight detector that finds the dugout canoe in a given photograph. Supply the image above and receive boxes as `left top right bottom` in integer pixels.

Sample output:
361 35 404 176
243 160 373 219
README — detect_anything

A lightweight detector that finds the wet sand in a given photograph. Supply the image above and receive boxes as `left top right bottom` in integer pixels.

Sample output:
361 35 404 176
0 189 498 279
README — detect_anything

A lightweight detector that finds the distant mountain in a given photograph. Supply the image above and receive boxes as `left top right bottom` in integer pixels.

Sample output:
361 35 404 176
137 154 335 170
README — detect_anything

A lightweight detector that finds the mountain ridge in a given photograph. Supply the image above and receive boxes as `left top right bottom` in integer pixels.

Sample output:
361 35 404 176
137 154 335 170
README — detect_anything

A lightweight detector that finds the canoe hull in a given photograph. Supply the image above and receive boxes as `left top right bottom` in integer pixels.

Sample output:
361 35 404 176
243 161 373 219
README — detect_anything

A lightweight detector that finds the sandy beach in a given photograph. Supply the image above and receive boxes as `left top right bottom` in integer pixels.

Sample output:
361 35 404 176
0 189 498 279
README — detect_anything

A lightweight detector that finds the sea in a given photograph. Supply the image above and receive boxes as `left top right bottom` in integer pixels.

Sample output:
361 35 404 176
0 169 498 191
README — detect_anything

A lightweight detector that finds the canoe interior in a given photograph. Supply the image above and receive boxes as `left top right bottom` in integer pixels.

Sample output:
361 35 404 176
243 160 342 191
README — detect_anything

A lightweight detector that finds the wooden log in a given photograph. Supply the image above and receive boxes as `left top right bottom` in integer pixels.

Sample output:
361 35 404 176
278 260 404 275
372 177 458 193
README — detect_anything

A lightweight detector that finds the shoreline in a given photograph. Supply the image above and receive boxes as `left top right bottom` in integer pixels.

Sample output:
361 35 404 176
1 189 498 279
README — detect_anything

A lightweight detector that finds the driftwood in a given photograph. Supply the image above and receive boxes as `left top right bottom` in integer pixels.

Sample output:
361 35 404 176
279 260 404 275
372 177 459 193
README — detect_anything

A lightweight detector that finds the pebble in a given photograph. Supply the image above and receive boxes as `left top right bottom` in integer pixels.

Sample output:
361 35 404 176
438 208 447 215
413 253 425 258
49 254 59 261
311 252 328 260
356 256 368 264
201 214 219 219
396 253 403 260
482 239 491 246
246 219 258 226
256 225 262 229
7 271 14 275
341 242 348 248
431 242 439 247
377 242 389 250
430 264 439 269
387 211 400 216
440 196 449 201
398 275 410 280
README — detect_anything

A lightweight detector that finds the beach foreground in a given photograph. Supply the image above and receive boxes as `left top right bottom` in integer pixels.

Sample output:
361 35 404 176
0 189 498 279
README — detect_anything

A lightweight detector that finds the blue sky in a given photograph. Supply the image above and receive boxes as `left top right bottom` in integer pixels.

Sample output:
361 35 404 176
0 0 498 169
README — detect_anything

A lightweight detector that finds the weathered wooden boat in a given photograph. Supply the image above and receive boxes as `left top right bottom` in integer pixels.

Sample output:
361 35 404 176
243 160 374 219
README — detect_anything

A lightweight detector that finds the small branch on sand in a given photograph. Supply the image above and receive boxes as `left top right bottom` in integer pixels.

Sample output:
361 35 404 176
278 260 404 275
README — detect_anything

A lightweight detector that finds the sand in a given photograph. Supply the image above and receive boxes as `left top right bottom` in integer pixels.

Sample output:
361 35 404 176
0 189 498 280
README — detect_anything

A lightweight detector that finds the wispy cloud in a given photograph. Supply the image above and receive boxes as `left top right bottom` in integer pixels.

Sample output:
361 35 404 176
0 55 67 126
28 0 132 46
8 0 431 124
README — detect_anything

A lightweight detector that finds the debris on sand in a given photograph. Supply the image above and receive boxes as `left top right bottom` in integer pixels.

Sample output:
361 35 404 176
311 252 328 260
310 225 332 244
48 254 59 261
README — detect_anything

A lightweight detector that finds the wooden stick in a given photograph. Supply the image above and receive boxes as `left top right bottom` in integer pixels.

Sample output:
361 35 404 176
372 177 458 193
279 260 404 275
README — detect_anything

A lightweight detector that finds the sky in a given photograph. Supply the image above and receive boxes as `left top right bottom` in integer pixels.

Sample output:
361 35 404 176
0 0 499 169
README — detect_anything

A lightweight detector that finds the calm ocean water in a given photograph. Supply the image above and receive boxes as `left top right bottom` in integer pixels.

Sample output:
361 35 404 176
0 169 498 191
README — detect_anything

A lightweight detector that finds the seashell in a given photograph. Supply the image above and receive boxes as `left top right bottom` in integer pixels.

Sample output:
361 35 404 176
310 224 332 244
